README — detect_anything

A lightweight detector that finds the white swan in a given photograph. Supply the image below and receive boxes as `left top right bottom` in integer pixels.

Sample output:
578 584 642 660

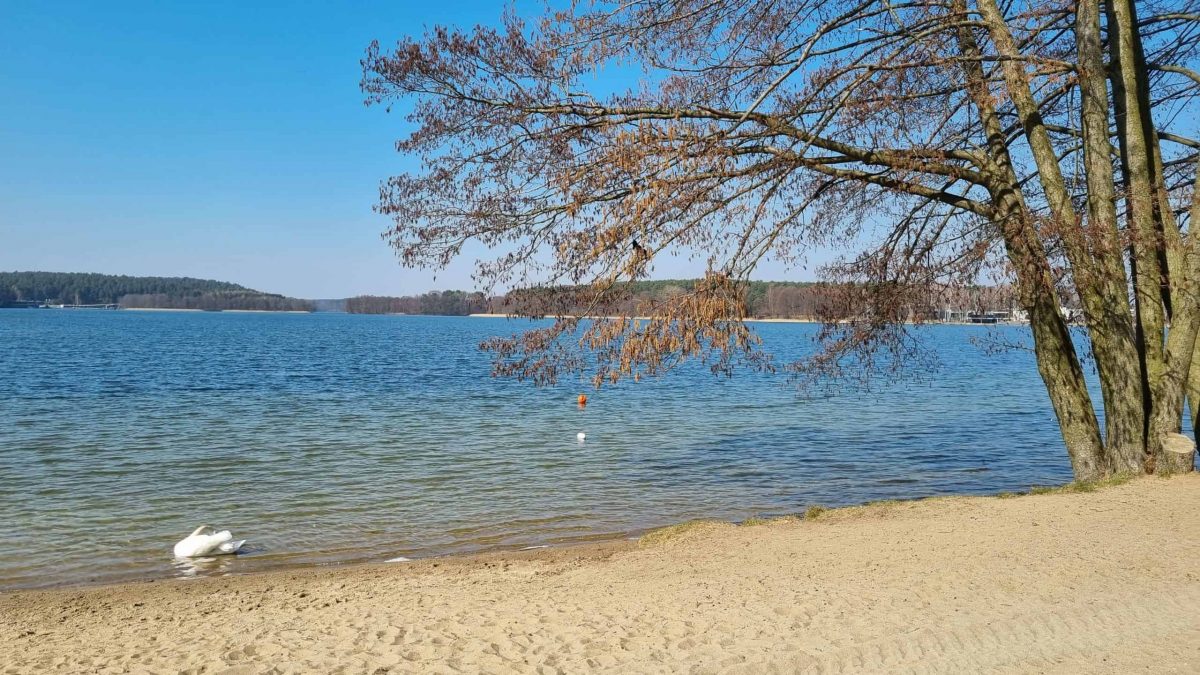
577 432 586 442
173 525 245 558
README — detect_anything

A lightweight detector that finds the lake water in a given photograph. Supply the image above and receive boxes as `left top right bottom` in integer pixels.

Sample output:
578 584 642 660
0 310 1078 590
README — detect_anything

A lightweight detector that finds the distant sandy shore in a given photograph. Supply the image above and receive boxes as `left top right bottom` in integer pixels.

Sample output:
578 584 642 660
4 476 1198 673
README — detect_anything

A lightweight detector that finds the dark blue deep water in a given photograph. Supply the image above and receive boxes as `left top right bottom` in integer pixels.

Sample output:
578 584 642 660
0 310 1079 589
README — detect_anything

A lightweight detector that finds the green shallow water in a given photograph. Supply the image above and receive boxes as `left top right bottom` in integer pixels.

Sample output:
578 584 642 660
0 310 1077 589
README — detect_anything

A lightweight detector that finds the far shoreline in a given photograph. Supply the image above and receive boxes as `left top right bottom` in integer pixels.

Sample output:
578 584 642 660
468 312 1028 326
468 312 820 323
120 307 312 314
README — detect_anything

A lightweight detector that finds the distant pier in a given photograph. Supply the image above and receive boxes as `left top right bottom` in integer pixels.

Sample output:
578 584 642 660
12 300 120 310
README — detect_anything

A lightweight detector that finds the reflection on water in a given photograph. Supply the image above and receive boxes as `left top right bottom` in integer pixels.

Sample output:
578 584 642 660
171 554 242 579
1 311 1085 589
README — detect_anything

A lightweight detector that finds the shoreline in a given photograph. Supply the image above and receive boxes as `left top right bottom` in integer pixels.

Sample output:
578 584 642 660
468 312 1028 326
5 475 1199 673
4 535 640 596
0 529 643 595
0 479 1087 594
121 307 313 314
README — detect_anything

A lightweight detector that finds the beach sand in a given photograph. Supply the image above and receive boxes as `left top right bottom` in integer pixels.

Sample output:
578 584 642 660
4 475 1199 674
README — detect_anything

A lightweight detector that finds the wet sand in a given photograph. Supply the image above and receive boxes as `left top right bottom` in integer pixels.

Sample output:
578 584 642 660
4 475 1199 674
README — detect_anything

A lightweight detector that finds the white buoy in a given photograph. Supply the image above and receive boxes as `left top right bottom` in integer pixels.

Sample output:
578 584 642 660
577 432 586 442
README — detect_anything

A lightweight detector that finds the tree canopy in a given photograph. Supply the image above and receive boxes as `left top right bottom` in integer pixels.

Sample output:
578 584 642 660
364 0 1199 478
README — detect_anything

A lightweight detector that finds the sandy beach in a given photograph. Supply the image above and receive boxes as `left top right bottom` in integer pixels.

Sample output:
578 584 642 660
4 475 1199 674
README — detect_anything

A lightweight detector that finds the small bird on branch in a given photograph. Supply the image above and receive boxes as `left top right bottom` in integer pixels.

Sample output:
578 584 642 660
632 238 648 261
630 238 652 277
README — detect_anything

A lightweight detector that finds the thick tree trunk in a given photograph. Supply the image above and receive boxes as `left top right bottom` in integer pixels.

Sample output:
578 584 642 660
1108 0 1167 468
1025 290 1110 480
981 0 1143 476
1107 0 1200 473
993 191 1108 480
954 0 1106 479
1074 0 1146 473
1149 247 1200 474
987 191 1108 481
1157 161 1200 473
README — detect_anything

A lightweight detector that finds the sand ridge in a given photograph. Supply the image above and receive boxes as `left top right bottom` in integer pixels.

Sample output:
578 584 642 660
4 475 1199 674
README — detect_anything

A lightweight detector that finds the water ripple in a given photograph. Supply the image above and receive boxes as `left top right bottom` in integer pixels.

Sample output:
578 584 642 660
0 311 1083 589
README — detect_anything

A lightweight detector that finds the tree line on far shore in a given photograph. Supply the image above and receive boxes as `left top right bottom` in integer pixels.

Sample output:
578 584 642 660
345 290 488 315
1 271 1029 319
118 293 314 312
0 272 313 311
348 280 1025 320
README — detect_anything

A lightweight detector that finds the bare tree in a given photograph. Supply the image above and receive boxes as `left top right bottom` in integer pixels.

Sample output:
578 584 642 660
363 0 1199 479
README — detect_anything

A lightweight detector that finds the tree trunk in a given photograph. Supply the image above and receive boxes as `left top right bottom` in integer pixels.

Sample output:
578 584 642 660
1108 0 1167 468
1159 160 1200 473
955 0 1107 479
1075 0 1146 473
982 0 1143 476
993 192 1108 480
1026 290 1109 480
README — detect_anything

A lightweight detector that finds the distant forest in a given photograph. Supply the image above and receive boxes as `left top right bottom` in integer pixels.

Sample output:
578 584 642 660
0 272 313 311
348 280 1023 319
491 280 827 318
1 272 1026 319
346 291 488 315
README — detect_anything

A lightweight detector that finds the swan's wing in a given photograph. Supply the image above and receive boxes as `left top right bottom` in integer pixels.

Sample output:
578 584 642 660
175 528 238 557
175 535 215 557
217 539 245 554
173 537 198 557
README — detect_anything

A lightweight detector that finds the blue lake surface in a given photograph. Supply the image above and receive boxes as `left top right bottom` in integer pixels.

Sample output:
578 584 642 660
0 310 1079 589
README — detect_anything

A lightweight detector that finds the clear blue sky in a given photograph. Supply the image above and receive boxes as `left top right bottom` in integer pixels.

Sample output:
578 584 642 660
0 1 803 298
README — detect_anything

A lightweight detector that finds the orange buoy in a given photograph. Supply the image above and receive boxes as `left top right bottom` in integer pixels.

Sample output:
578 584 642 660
577 394 588 406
